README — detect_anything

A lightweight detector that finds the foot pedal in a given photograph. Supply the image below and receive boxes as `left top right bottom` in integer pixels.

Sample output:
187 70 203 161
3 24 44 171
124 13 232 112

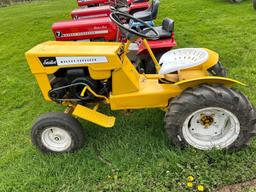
72 105 115 128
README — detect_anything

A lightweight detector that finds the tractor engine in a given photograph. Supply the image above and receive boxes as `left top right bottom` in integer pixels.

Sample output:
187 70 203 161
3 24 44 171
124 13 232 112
49 68 110 103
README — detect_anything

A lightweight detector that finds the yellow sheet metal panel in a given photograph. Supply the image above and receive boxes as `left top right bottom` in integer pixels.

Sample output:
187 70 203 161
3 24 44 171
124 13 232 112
112 56 140 95
25 41 123 75
178 70 208 81
144 74 165 79
88 68 111 80
174 76 245 90
72 104 116 128
26 41 122 55
110 77 182 110
34 74 52 101
109 76 243 110
25 54 45 74
202 48 219 70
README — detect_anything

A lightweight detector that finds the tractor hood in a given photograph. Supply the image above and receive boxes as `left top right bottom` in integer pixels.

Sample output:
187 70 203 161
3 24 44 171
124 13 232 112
52 17 118 41
25 41 123 74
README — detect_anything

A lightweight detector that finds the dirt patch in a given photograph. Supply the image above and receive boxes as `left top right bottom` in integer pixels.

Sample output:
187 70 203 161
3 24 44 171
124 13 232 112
216 179 256 192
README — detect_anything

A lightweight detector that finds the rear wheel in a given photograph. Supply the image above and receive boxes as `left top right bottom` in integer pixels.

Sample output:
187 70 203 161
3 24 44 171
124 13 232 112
165 84 256 150
31 112 85 153
208 62 227 77
253 0 256 9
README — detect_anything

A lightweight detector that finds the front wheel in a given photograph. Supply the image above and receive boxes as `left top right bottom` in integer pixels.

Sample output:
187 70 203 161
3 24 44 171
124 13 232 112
31 112 85 153
165 84 256 150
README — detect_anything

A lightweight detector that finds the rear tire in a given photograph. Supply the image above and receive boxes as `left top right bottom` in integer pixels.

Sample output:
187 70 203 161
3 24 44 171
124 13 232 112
253 0 256 9
31 112 85 153
208 62 227 77
165 84 256 150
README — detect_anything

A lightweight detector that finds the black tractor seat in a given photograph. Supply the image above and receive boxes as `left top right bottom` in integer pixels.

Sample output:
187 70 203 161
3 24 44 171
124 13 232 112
144 18 174 39
133 0 160 21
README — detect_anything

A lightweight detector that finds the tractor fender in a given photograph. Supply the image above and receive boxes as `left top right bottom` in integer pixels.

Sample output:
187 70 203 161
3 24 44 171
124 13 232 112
202 48 220 70
174 76 245 90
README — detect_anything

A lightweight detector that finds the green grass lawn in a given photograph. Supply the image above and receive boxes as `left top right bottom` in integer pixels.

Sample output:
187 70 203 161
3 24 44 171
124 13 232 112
0 0 256 191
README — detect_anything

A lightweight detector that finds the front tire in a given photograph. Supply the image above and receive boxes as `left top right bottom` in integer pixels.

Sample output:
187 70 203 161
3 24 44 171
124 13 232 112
165 84 256 150
31 112 85 153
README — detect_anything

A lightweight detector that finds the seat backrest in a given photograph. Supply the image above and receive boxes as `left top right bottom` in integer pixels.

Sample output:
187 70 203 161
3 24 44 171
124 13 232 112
151 0 160 20
162 18 174 32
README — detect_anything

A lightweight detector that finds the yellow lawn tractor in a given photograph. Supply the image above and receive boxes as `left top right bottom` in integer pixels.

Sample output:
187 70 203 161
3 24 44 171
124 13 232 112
25 11 256 153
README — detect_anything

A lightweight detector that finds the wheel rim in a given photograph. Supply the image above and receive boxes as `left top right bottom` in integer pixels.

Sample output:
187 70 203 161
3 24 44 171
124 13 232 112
182 107 240 150
41 127 72 152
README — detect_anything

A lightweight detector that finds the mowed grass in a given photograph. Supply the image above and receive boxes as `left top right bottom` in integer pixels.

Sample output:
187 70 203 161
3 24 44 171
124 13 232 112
0 0 256 191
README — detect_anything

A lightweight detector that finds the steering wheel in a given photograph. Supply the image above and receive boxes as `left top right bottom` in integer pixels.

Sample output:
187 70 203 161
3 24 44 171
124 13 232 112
110 10 159 40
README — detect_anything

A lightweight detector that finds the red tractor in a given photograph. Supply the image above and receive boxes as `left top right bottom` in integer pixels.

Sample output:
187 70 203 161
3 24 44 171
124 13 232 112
52 7 176 73
72 1 150 19
52 18 176 73
77 0 149 7
77 0 108 7
72 0 152 20
53 0 161 42
53 0 162 42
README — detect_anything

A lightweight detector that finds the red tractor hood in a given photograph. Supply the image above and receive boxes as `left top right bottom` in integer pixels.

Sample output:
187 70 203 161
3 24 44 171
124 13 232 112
77 0 108 7
52 17 118 41
72 2 150 20
71 5 111 20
